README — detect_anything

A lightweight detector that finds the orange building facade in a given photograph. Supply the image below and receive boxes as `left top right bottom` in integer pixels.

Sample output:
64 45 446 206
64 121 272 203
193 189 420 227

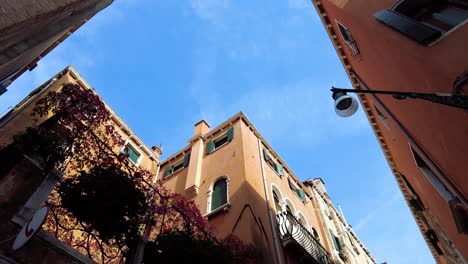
311 0 468 263
0 67 376 263
158 112 376 264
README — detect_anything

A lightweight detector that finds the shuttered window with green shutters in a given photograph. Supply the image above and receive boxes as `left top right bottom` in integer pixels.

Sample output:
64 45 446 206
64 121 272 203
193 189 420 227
164 165 174 177
274 163 284 176
206 140 215 154
296 188 307 203
206 127 234 155
211 179 228 211
263 148 284 177
288 177 297 191
124 144 140 164
183 153 191 167
329 229 342 251
163 153 191 178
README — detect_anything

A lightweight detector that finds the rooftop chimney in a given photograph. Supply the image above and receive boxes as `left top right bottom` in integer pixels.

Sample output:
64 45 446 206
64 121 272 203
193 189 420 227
194 120 210 136
151 145 163 160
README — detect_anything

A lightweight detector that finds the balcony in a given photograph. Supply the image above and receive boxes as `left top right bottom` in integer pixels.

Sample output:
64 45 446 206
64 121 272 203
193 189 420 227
277 212 331 264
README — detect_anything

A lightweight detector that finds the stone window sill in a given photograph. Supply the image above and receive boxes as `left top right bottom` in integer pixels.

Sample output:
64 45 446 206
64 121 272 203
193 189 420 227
205 203 230 219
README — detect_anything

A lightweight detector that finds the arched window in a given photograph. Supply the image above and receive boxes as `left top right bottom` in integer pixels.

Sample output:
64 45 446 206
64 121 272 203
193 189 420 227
286 205 293 215
312 227 320 241
273 191 282 213
297 212 308 230
211 179 228 211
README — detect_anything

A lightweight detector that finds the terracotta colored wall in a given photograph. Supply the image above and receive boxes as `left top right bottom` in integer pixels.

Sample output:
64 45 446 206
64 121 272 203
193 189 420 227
319 0 468 261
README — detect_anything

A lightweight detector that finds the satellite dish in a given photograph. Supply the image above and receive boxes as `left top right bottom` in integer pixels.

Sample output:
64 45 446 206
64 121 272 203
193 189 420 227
12 206 48 251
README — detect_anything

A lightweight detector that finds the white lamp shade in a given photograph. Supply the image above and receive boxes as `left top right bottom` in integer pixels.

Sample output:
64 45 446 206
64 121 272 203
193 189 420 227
334 94 359 117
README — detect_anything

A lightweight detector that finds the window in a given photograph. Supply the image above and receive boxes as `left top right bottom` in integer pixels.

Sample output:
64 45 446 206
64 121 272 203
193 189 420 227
374 0 468 45
286 205 293 215
206 127 234 154
373 104 390 130
163 153 191 178
273 191 282 213
410 146 468 234
211 178 228 211
336 21 360 56
312 228 320 241
123 142 141 164
410 147 454 202
329 229 343 251
263 149 284 177
287 177 307 203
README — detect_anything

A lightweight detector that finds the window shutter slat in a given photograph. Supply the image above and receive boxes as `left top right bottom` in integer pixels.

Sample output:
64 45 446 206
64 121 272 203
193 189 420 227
288 177 296 191
183 153 191 167
164 165 173 177
211 179 227 211
329 229 340 251
275 163 284 176
373 10 441 45
297 189 307 203
206 140 215 154
263 149 270 161
227 127 234 142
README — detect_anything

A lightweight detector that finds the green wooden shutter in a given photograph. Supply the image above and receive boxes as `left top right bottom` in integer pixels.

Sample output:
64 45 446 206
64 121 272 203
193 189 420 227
126 145 140 163
275 163 284 176
164 165 174 177
227 127 234 142
206 140 215 154
297 189 307 203
263 149 270 161
211 179 227 211
329 229 341 251
288 177 296 191
183 153 191 167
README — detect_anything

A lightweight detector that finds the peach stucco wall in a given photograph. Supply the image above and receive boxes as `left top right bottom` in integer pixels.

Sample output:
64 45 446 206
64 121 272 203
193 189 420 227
319 0 468 261
159 117 342 263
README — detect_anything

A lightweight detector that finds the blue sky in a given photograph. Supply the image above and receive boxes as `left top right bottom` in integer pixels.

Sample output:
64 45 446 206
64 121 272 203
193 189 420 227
0 0 434 263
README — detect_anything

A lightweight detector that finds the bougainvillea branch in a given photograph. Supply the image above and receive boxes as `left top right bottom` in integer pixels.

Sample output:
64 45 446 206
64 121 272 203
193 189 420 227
32 83 257 263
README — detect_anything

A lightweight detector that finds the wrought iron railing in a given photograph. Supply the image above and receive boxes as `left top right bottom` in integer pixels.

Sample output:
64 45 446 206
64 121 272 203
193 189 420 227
277 212 330 264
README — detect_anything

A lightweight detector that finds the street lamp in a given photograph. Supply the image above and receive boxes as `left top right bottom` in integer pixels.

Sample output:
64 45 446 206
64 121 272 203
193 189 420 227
331 87 468 117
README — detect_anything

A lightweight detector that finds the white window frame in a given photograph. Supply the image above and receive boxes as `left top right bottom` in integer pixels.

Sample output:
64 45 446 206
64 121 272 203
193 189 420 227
121 139 143 166
335 20 360 57
205 176 230 217
409 145 454 202
373 103 391 130
271 183 287 213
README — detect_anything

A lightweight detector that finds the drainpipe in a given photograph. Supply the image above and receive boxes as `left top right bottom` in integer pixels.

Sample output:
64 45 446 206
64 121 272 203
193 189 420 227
153 161 160 184
351 71 468 208
258 138 283 264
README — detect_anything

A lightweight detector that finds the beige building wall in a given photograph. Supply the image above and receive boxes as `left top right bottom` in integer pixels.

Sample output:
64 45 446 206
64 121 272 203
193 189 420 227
306 179 376 264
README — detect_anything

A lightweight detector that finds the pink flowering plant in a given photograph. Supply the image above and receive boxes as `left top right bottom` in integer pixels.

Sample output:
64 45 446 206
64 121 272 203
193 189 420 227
32 83 258 264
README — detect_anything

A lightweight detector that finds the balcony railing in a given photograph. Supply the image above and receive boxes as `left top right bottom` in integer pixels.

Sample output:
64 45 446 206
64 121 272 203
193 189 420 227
277 211 331 264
